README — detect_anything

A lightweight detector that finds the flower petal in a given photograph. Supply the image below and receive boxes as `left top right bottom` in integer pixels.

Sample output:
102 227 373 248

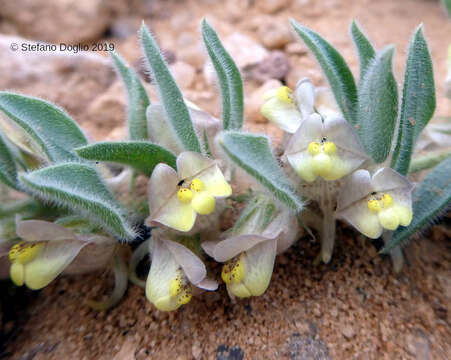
286 151 316 183
196 278 218 291
337 169 372 210
177 151 214 179
285 113 323 155
294 78 315 119
372 168 413 193
147 104 183 154
261 96 302 133
177 152 231 197
148 163 179 215
149 194 196 232
64 241 115 275
164 239 206 285
227 239 277 298
338 199 383 239
314 87 339 119
23 239 87 290
146 238 180 311
16 220 77 242
213 234 272 262
325 115 366 156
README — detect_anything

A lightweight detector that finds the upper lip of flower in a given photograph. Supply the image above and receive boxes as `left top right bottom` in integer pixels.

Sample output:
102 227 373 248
336 168 414 211
284 113 368 182
147 151 232 232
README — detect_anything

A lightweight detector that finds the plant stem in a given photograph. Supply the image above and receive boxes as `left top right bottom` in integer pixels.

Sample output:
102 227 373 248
382 231 404 272
317 180 336 264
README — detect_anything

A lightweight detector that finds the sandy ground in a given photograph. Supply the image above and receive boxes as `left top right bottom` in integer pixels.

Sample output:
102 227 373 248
1 0 451 359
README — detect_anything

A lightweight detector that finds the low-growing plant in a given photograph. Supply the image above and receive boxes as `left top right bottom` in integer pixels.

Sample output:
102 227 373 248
0 19 449 311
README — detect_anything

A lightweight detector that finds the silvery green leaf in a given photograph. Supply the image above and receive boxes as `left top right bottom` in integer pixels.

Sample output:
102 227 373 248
358 46 398 163
19 163 136 241
140 23 202 153
0 133 18 189
75 141 176 176
391 25 436 175
0 92 87 162
409 148 451 173
201 19 244 130
110 51 150 141
350 20 376 82
218 131 303 211
290 20 357 124
381 157 451 254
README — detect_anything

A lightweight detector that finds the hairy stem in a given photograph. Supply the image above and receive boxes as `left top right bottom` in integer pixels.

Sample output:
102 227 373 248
382 231 404 272
317 180 336 264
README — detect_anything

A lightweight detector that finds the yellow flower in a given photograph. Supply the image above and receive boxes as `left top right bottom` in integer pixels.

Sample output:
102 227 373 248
337 168 414 239
202 197 299 298
146 232 217 311
9 219 113 290
285 113 367 182
260 78 340 133
147 152 232 232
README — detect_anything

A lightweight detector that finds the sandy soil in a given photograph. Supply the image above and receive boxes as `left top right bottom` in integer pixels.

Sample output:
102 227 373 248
1 0 451 359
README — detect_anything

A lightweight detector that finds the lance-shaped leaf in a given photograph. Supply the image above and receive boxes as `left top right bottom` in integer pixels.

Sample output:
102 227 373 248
358 46 398 163
0 92 87 162
351 20 376 82
443 0 451 17
218 131 303 211
201 19 243 130
381 157 451 254
290 20 357 124
18 163 136 240
110 51 150 140
140 23 201 153
409 148 451 173
391 25 435 175
0 133 18 189
75 141 176 176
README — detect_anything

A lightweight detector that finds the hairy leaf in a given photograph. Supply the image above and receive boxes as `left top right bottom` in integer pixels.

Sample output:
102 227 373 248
291 20 357 124
19 163 136 240
219 131 303 211
75 141 176 176
358 46 398 163
0 133 18 189
350 20 376 82
391 25 436 175
409 148 451 173
0 92 87 162
110 51 150 140
140 23 201 153
381 157 451 254
202 19 244 130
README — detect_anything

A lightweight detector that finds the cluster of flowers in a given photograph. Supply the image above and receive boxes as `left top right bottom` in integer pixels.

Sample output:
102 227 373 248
6 77 414 312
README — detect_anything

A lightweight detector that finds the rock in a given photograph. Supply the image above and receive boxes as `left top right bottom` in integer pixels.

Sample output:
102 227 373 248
245 79 282 123
204 32 268 85
247 51 291 83
169 62 196 89
284 333 331 360
177 33 206 69
225 0 252 22
341 325 355 339
192 341 203 359
219 32 269 70
405 331 431 360
259 22 293 49
0 0 115 44
0 35 116 122
285 42 308 55
216 345 244 360
84 81 126 140
255 0 291 14
113 340 137 360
